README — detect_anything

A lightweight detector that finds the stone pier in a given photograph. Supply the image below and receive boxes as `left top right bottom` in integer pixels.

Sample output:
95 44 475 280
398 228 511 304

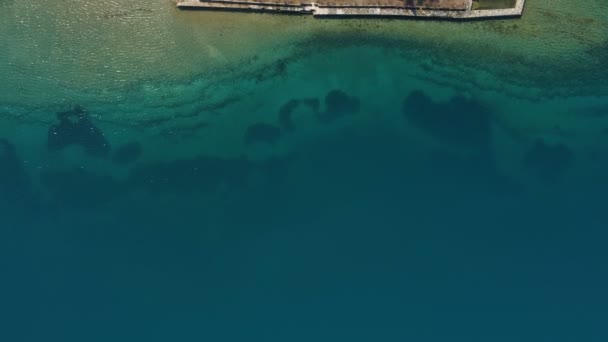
177 0 526 19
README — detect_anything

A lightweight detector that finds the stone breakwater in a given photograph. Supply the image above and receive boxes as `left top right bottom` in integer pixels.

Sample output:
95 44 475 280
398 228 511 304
177 0 525 19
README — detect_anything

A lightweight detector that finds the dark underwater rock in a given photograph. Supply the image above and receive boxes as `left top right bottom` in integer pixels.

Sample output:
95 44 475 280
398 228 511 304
0 138 35 207
279 99 300 132
128 155 252 193
47 105 110 158
317 90 360 123
278 98 320 132
403 90 492 149
405 89 434 114
112 141 143 165
524 139 573 182
425 148 522 196
0 139 28 190
40 168 124 207
245 122 281 145
302 98 321 113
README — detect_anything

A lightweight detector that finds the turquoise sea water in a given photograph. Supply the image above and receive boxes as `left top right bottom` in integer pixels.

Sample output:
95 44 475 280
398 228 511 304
2 0 608 341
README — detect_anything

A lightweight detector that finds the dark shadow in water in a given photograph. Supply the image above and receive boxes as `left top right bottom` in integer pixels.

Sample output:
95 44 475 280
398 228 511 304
36 152 288 208
245 122 282 145
278 90 357 131
0 138 36 209
403 90 492 149
112 141 143 165
523 139 573 182
47 105 110 158
278 98 320 132
279 99 300 131
425 148 521 196
129 155 252 193
40 168 126 208
585 39 608 80
318 90 360 123
303 98 321 115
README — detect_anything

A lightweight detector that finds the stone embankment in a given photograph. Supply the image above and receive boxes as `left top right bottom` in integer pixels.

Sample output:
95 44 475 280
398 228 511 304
177 0 526 19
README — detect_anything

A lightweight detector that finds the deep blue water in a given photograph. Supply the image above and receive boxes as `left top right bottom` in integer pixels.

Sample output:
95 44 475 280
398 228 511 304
3 92 608 341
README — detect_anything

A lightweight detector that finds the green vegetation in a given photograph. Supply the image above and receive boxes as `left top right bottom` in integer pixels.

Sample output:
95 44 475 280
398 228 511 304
472 0 517 10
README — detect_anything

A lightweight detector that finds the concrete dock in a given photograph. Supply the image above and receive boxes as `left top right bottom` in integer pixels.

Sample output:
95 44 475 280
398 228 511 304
177 0 525 19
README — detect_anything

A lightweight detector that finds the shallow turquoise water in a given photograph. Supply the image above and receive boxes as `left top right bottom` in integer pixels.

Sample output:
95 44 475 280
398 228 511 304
2 1 608 341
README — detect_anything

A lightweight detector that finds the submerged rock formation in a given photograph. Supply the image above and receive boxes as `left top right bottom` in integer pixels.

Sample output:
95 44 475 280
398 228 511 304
128 155 252 193
0 138 35 208
403 90 492 149
112 141 143 165
47 105 110 158
245 122 282 145
523 139 573 181
317 90 360 123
